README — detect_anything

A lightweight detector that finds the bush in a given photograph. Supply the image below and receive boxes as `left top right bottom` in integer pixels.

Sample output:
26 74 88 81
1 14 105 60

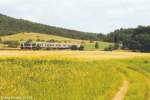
71 45 84 50
0 38 2 43
95 42 99 49
90 40 94 43
36 39 41 42
3 40 19 48
33 45 42 50
46 47 52 50
71 45 78 50
113 43 120 50
104 43 121 51
79 45 84 51
47 39 56 43
26 39 32 43
104 45 114 51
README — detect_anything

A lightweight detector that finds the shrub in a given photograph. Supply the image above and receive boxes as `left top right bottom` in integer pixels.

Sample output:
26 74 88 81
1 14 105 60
46 47 52 50
95 42 99 49
36 39 41 41
71 45 78 50
3 40 19 48
0 38 2 43
79 45 84 50
104 45 114 51
26 39 32 43
113 43 120 50
33 44 42 50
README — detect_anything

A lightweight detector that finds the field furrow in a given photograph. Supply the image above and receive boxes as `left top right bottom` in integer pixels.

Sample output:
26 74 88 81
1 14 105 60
112 80 129 100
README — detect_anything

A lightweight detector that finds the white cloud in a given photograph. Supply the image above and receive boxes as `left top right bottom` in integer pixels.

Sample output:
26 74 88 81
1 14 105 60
0 0 150 33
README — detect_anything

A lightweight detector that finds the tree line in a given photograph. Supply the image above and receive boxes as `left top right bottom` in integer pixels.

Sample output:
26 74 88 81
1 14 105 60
99 26 150 52
1 14 150 52
0 14 97 40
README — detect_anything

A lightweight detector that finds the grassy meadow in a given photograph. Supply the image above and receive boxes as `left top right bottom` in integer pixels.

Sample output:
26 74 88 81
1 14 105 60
0 32 112 50
0 51 150 100
1 33 76 42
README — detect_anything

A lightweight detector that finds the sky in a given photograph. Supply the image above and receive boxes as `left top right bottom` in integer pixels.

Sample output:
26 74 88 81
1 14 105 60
0 0 150 33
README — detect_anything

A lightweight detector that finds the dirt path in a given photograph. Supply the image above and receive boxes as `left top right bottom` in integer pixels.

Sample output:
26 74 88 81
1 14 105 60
112 80 129 100
126 67 150 100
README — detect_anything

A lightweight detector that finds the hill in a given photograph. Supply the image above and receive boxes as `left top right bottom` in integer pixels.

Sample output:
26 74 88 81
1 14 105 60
106 26 150 52
1 32 78 42
0 32 112 50
0 14 97 40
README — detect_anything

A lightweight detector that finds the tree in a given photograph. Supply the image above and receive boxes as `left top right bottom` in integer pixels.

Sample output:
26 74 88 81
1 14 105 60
127 33 150 52
97 33 106 41
105 26 150 52
0 14 97 40
95 42 99 49
122 26 150 52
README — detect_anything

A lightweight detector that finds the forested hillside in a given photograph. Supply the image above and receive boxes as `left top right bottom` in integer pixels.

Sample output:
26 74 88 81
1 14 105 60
1 13 150 52
0 14 97 40
105 26 150 52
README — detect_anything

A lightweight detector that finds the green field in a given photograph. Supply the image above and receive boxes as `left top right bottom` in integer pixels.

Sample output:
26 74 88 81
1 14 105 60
1 32 77 42
84 41 113 50
0 32 112 50
0 51 150 100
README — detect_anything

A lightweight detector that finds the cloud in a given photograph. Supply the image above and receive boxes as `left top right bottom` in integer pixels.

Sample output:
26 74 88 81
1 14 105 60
0 0 150 33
